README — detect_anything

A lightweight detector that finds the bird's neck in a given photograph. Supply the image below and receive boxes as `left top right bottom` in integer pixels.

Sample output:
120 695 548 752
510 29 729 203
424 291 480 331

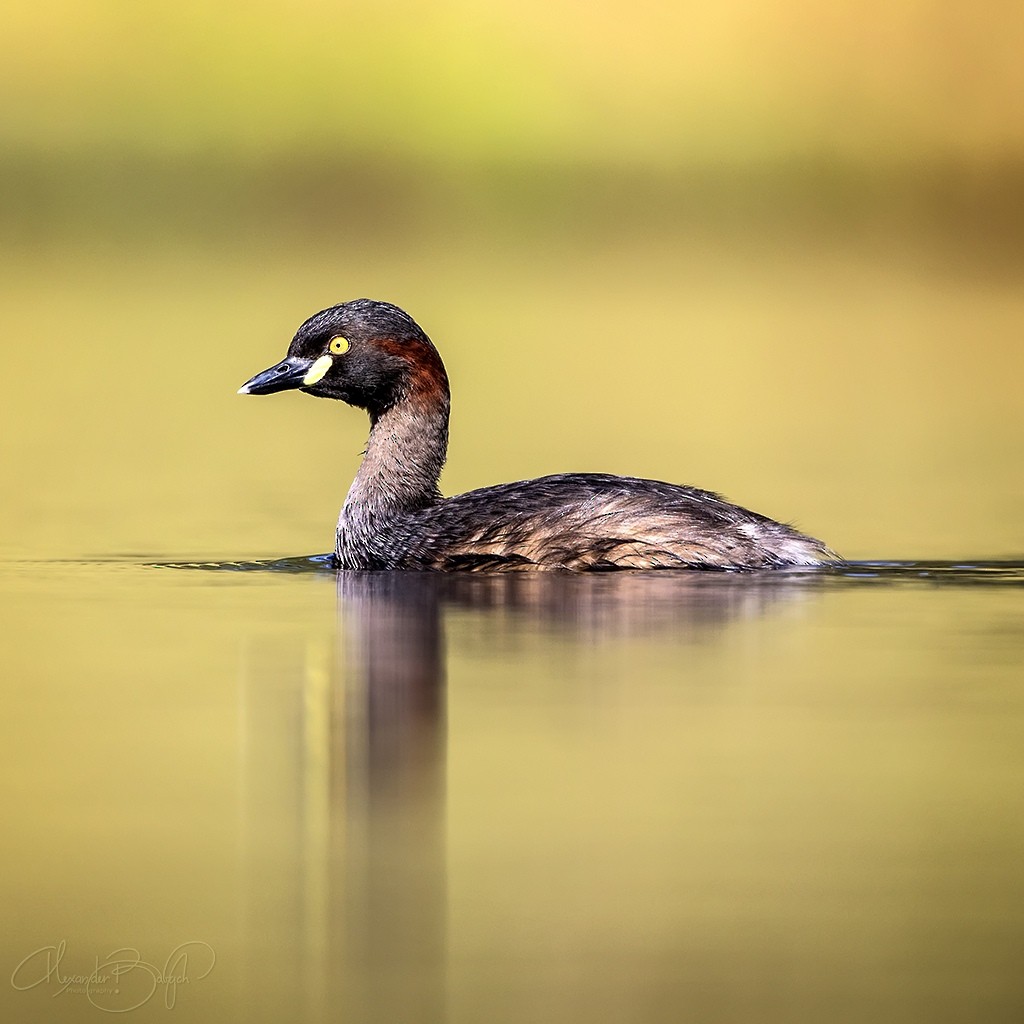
342 392 450 524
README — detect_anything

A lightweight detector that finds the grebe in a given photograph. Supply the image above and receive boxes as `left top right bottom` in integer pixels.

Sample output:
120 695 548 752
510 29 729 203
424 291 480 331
239 299 835 571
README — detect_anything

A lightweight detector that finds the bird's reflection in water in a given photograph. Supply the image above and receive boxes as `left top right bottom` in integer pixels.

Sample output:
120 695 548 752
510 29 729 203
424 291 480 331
239 568 824 1022
435 568 822 644
334 571 448 1024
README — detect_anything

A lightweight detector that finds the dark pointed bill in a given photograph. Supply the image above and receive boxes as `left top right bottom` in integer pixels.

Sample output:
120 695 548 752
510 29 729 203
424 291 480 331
238 356 319 395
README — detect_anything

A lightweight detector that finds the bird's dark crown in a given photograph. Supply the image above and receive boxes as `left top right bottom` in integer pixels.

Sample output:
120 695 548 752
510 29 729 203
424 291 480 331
288 298 428 359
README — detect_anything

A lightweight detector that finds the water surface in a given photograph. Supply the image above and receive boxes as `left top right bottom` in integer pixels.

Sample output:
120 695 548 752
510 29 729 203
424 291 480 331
2 557 1022 1023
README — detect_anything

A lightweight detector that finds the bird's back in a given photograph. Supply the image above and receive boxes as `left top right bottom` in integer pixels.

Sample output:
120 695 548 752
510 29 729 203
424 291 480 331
341 473 835 571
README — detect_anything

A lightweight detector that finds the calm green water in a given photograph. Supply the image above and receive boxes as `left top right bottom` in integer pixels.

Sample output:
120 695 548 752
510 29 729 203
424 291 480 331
2 556 1023 1024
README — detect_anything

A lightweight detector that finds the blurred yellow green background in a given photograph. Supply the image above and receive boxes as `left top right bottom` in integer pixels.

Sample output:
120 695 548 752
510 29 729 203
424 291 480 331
1 0 1022 559
5 0 1023 163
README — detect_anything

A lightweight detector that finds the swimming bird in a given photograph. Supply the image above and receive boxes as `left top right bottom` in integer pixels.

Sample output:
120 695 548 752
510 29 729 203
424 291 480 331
238 299 835 571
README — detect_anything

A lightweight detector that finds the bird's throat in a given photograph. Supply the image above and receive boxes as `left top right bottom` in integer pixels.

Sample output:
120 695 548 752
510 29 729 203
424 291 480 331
341 396 450 524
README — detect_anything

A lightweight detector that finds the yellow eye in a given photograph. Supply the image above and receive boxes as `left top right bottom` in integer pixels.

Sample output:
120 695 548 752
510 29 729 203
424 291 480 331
329 336 350 355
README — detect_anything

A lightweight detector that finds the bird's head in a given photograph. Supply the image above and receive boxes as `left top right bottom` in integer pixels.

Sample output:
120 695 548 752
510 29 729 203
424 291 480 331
238 298 449 419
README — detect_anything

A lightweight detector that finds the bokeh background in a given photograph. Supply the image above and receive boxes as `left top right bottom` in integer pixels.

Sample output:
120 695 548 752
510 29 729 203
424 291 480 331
2 0 1022 558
